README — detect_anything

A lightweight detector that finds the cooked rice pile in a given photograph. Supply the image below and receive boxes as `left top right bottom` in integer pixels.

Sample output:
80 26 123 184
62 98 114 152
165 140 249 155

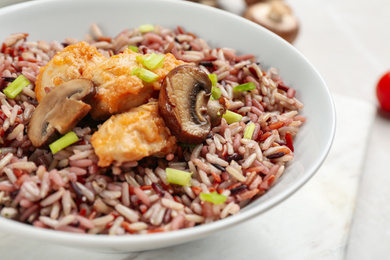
0 25 305 235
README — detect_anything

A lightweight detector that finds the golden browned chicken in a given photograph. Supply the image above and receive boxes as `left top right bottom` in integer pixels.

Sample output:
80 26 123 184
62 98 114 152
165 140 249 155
83 49 186 120
35 41 106 102
36 42 186 120
90 102 177 167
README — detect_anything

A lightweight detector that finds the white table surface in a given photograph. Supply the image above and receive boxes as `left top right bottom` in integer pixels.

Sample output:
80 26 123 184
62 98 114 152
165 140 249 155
1 0 389 259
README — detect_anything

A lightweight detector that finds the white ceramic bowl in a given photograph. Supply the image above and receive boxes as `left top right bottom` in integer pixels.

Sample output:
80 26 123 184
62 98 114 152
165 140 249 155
0 0 335 253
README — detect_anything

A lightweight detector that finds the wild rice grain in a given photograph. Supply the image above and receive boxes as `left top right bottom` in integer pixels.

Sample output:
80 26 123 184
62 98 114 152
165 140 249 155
39 216 58 228
109 216 124 235
115 204 139 223
185 214 205 223
242 153 257 169
62 190 72 215
20 204 38 222
126 222 148 231
6 124 24 141
205 154 229 167
55 214 76 229
226 166 246 182
170 214 185 231
50 201 61 219
75 182 95 202
161 198 184 211
56 225 86 234
75 215 95 229
1 207 18 218
122 182 130 207
3 167 17 184
92 214 114 227
198 169 212 187
40 188 65 207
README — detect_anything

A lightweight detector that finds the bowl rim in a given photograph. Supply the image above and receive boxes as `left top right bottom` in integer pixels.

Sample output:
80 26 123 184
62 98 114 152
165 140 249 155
0 0 336 249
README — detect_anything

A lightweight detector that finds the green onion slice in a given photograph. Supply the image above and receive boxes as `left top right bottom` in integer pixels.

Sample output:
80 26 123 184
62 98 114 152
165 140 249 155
131 67 159 83
210 86 221 100
142 53 165 70
223 110 243 124
128 45 139 52
166 168 192 186
139 24 155 33
243 122 256 139
3 75 30 99
233 82 256 92
179 142 197 149
208 74 218 86
49 131 79 154
136 55 144 63
199 192 227 205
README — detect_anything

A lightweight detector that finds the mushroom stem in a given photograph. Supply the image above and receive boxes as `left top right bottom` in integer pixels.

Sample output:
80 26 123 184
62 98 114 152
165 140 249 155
193 89 210 124
207 99 227 128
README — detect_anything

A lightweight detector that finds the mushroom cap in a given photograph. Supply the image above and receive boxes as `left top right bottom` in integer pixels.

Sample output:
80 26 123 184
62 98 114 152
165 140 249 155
243 1 299 44
245 0 267 6
159 65 212 144
28 79 94 148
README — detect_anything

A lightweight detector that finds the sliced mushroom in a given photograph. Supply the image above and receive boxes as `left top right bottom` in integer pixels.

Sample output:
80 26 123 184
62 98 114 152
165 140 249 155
28 79 94 147
159 65 213 144
243 0 299 44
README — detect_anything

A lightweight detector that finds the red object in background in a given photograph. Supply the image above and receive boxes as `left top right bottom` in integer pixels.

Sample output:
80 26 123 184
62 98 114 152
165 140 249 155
376 71 390 112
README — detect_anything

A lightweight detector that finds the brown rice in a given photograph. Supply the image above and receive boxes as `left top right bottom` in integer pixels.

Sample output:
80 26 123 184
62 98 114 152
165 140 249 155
0 24 305 235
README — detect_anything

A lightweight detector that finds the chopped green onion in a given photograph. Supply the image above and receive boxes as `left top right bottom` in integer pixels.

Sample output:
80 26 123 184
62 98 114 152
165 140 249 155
3 75 30 99
136 55 144 63
139 24 154 33
210 86 221 100
49 131 79 154
223 110 243 124
128 45 139 52
199 192 227 205
233 82 256 92
208 74 218 86
166 168 192 186
142 53 165 70
179 142 197 149
131 67 159 83
243 122 256 139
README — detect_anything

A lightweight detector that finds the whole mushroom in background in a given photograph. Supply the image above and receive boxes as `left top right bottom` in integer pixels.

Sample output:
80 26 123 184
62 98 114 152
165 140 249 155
243 0 299 44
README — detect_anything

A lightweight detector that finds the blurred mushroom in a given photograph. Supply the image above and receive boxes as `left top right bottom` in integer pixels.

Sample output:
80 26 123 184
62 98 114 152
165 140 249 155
186 0 219 8
159 65 213 144
243 0 299 43
244 0 267 6
28 79 94 147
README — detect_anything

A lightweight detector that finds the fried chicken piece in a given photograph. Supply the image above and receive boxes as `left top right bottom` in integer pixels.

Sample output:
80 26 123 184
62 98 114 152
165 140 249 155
36 40 187 120
83 49 186 120
91 102 177 167
35 41 106 102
